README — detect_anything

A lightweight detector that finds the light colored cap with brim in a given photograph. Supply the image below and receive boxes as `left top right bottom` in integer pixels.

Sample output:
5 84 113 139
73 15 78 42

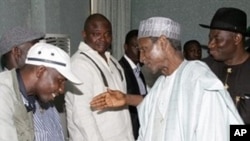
138 17 181 40
25 42 82 84
0 26 45 56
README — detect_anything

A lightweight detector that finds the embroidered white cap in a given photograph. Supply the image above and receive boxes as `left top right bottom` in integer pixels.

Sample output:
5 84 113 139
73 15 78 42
25 42 82 84
138 17 181 40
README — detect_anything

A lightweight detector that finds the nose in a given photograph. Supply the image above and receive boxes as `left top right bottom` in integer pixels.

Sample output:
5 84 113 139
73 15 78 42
98 34 105 42
99 33 111 42
139 52 145 63
208 39 215 49
194 51 200 57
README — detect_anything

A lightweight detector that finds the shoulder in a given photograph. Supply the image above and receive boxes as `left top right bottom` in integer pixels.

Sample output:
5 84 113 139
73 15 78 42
110 55 123 68
118 56 125 64
186 60 210 69
180 60 216 81
0 69 12 77
0 77 16 108
181 60 210 74
183 61 224 90
0 70 14 88
0 84 14 101
70 51 99 71
201 55 213 63
119 57 130 68
243 56 250 65
201 55 222 67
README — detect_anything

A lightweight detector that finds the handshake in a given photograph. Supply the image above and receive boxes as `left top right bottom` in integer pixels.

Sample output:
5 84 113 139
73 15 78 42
90 89 127 110
90 89 144 110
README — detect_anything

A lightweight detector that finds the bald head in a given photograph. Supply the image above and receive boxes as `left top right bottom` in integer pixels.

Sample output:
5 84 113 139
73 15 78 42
84 13 112 32
82 13 112 56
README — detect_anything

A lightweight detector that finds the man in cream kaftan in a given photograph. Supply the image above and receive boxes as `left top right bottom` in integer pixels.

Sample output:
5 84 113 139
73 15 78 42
66 14 134 141
66 42 134 141
137 60 243 141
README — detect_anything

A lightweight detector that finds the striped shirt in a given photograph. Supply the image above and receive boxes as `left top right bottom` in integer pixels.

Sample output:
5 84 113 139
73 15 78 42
33 101 65 141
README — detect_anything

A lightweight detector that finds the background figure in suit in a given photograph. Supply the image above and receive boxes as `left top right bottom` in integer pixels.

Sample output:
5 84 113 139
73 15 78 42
183 40 202 60
119 29 147 139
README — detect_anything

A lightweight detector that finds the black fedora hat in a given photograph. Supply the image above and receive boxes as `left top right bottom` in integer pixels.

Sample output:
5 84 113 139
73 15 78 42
200 7 248 36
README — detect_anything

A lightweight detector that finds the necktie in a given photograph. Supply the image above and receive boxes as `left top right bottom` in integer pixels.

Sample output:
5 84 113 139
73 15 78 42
134 64 146 95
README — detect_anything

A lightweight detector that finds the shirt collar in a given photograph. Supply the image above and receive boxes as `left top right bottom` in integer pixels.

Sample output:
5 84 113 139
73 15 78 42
124 55 137 69
16 69 36 113
79 41 111 60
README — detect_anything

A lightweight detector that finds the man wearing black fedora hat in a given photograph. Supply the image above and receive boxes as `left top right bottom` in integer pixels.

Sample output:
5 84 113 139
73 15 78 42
201 7 250 124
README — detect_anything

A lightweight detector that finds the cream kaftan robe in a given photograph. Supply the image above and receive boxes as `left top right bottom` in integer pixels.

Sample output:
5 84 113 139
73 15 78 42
66 42 134 141
137 60 243 141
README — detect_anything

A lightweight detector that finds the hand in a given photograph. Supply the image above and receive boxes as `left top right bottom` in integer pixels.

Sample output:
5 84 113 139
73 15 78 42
90 88 126 110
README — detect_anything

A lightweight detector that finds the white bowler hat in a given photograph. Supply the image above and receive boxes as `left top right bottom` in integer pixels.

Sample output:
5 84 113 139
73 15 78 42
25 42 82 84
138 17 181 40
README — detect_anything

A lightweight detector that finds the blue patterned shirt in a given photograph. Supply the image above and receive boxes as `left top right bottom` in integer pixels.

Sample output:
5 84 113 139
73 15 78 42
34 101 65 141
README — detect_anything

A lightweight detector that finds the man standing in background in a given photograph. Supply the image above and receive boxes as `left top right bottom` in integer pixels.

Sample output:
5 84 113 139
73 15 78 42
183 40 202 60
119 29 147 139
65 13 134 141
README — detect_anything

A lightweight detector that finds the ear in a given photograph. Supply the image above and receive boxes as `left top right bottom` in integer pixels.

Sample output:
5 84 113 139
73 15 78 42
82 31 87 40
12 47 21 58
35 66 47 78
158 35 169 51
234 33 243 45
183 51 187 58
12 47 23 64
124 44 128 51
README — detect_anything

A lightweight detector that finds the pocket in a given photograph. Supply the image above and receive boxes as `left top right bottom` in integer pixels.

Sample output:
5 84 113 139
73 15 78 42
237 94 250 124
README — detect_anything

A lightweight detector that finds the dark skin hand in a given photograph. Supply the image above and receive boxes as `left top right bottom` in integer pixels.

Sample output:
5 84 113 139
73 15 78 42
90 89 126 110
90 88 143 110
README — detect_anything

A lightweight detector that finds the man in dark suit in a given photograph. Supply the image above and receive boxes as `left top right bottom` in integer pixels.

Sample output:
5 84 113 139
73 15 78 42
119 29 147 139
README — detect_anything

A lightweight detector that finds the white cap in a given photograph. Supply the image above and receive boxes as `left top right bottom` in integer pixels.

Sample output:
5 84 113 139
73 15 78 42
25 42 82 84
138 17 181 40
